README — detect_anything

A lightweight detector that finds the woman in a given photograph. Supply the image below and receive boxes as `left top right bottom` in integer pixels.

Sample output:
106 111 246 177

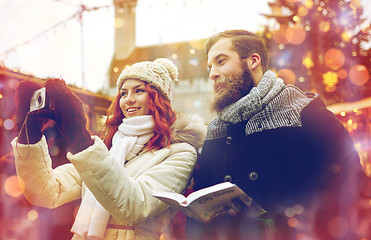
12 58 206 239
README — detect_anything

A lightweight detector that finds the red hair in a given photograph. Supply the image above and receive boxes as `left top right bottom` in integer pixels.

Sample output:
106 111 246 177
103 83 176 151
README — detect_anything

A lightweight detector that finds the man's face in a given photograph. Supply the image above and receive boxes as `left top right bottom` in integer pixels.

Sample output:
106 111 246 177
207 38 255 112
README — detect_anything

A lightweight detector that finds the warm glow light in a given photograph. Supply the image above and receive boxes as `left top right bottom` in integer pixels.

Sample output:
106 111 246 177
354 142 361 151
304 0 314 8
349 65 369 86
4 175 23 198
285 25 306 45
171 53 178 59
114 18 124 28
28 210 38 221
341 31 351 42
113 67 119 73
298 6 308 16
278 69 296 85
323 71 338 92
303 55 314 69
189 40 204 50
288 217 298 228
189 49 196 55
319 21 330 32
350 0 361 9
0 93 3 99
324 49 345 70
361 24 371 34
340 112 346 117
273 26 288 45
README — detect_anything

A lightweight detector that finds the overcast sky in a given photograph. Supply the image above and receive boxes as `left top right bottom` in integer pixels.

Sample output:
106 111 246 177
0 0 370 93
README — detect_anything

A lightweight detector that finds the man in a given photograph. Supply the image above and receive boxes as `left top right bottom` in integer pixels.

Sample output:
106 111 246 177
186 30 366 239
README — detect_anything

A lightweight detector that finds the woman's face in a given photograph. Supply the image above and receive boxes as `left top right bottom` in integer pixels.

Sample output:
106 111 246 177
119 79 150 119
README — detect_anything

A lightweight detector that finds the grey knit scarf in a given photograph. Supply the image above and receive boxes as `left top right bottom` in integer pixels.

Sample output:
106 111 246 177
206 70 316 140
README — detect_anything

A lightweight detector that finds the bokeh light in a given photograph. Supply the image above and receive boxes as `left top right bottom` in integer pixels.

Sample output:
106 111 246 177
303 54 314 69
273 26 288 45
349 65 369 86
319 21 330 32
293 204 304 215
298 6 308 17
341 31 351 42
350 0 361 9
49 146 60 157
323 71 339 92
285 25 306 45
285 207 296 218
28 210 39 221
4 175 23 198
288 217 298 228
324 48 345 70
278 69 296 85
304 0 314 8
9 78 18 89
4 118 15 130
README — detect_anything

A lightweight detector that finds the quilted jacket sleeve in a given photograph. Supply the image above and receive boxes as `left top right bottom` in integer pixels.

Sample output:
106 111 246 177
67 136 197 223
11 136 82 208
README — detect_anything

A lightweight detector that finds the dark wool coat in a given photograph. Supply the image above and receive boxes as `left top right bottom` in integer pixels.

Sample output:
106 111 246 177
187 90 365 240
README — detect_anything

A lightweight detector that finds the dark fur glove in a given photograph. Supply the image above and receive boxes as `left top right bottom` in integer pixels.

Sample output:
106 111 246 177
45 78 94 154
15 81 54 144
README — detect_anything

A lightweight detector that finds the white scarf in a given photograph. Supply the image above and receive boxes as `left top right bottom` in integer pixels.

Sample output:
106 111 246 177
71 115 154 239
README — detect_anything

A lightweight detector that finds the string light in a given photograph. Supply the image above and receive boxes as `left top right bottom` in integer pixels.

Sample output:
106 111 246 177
0 4 113 58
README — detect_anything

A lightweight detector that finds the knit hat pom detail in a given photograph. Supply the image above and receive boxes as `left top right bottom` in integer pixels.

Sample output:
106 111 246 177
154 58 179 82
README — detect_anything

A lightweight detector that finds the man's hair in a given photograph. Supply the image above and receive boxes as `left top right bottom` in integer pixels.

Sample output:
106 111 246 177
102 82 176 150
205 29 269 72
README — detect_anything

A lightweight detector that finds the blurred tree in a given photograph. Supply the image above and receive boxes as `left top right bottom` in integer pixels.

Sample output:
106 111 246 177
260 0 371 105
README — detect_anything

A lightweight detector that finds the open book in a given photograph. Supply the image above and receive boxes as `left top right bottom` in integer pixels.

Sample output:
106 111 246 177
152 182 266 224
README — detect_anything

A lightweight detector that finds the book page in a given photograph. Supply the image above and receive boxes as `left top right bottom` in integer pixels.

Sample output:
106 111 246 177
186 182 235 203
152 191 188 207
153 182 266 224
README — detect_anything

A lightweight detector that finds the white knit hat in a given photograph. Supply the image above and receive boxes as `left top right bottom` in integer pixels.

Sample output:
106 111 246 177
117 58 178 101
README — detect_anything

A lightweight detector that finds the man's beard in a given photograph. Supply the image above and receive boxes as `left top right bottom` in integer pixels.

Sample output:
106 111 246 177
211 66 255 113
